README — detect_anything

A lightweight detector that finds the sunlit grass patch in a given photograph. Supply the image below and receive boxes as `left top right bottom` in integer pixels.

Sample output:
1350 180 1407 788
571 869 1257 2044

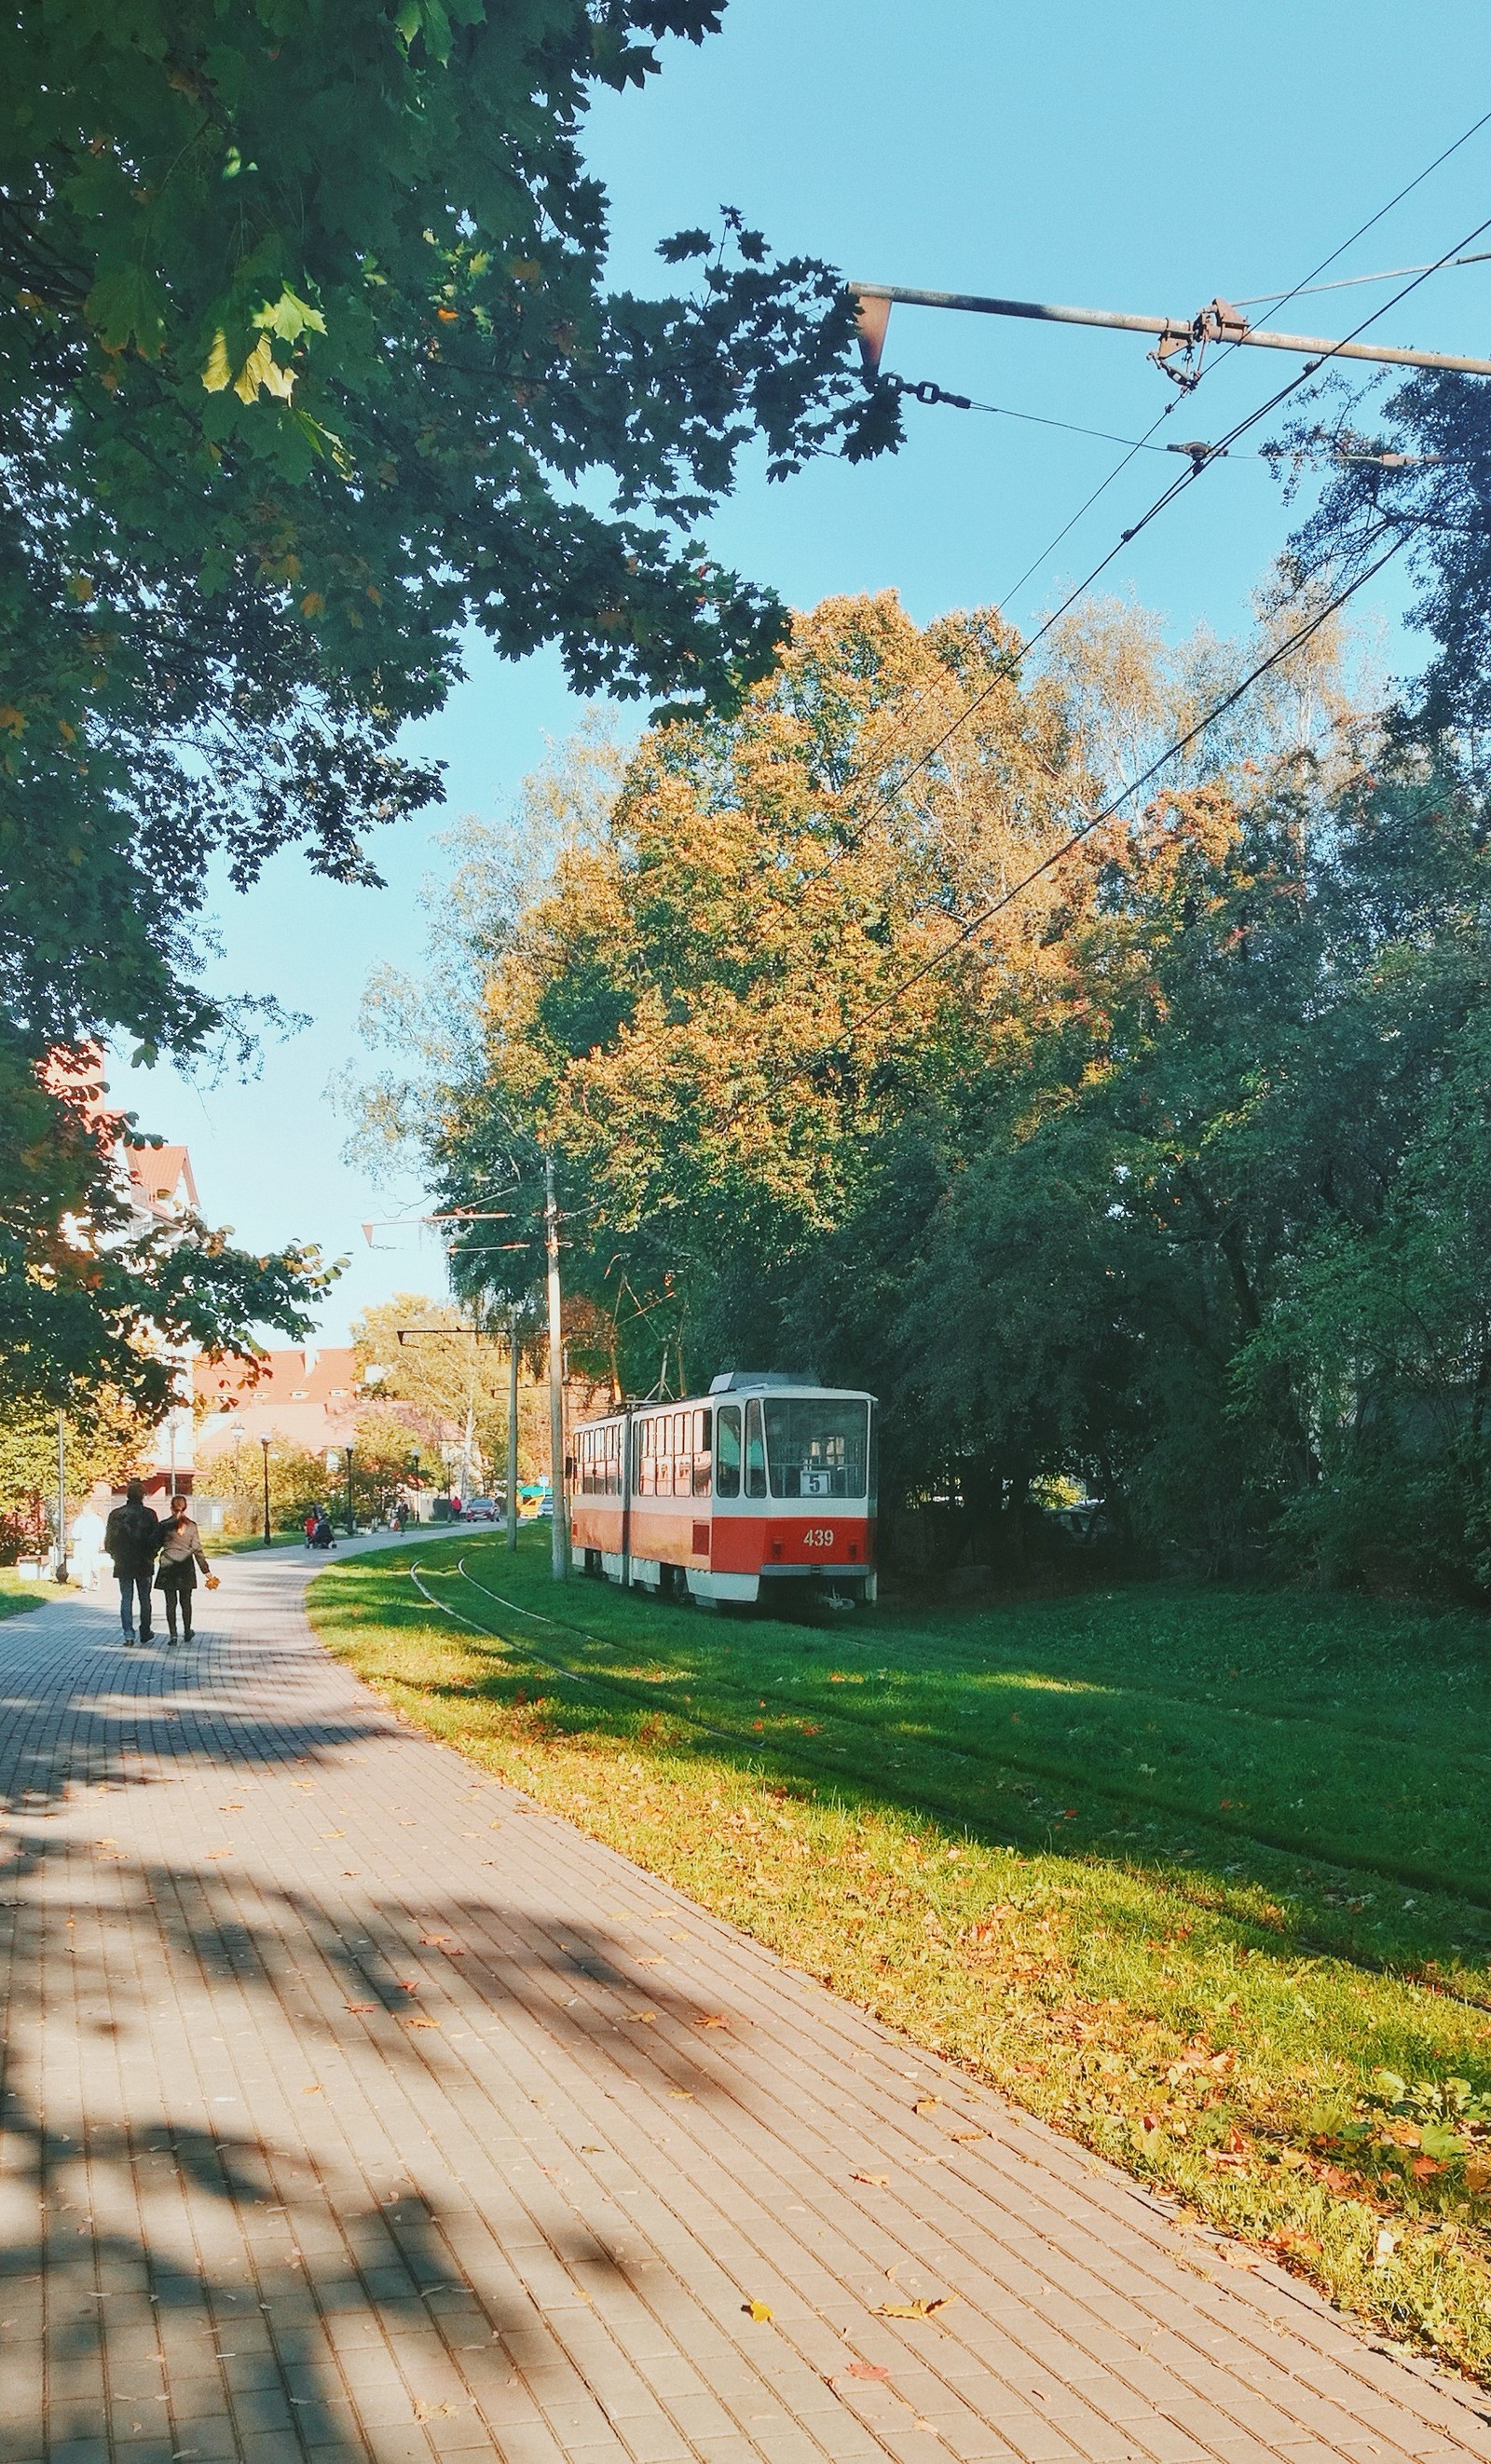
310 1535 1491 2380
0 1568 48 1615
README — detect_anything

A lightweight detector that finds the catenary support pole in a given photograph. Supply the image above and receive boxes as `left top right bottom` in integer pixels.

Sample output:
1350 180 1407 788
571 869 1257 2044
506 1311 520 1555
849 282 1491 379
544 1155 570 1582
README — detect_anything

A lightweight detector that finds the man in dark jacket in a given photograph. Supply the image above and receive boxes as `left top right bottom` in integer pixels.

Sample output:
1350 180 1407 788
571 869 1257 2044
103 1480 160 1644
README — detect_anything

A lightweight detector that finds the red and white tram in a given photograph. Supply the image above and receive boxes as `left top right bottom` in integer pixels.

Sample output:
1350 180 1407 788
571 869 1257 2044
570 1371 877 1609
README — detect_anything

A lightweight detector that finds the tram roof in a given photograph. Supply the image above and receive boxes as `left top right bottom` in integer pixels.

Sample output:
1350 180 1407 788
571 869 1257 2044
579 1378 876 1423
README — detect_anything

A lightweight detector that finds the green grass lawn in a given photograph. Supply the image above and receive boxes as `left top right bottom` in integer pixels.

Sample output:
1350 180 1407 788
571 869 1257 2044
0 1568 46 1616
310 1534 1491 2380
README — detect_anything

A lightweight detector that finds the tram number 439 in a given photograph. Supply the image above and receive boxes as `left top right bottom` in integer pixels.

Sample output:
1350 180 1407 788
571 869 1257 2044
801 1527 837 1549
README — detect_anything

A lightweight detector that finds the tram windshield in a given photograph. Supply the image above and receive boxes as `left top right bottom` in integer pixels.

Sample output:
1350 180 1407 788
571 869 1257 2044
763 1397 871 1501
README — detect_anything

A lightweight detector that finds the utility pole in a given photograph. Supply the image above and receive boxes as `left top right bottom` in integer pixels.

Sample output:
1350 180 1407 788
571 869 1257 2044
543 1154 570 1583
506 1310 520 1556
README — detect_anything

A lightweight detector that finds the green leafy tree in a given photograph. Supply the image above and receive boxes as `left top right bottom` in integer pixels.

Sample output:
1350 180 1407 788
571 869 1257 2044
2 0 891 1073
1279 369 1491 738
392 583 1491 1589
1 1052 337 1423
351 1292 508 1477
1 0 895 1416
203 1438 344 1535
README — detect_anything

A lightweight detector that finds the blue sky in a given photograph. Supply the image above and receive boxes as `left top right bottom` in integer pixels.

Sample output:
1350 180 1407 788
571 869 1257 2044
107 0 1491 1343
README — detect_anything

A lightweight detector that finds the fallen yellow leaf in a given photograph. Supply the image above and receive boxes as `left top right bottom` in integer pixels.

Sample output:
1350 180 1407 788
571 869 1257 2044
852 2170 890 2186
745 2299 773 2321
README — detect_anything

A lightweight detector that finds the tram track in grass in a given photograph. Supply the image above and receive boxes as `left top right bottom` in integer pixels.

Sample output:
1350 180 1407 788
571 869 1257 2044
446 1553 1491 1926
312 1531 1491 2383
395 1549 1491 2020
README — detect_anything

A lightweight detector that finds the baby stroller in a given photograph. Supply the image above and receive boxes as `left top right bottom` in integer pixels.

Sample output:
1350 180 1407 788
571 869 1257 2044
310 1511 337 1550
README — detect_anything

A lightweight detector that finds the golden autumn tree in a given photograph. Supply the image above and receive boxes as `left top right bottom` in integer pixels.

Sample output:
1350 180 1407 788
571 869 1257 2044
429 591 1161 1388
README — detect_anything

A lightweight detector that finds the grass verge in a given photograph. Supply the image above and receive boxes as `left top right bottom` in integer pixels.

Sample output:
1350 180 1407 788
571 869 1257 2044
0 1569 46 1617
309 1533 1491 2383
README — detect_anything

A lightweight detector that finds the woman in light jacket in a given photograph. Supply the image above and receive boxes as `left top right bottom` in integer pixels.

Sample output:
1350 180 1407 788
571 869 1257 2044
155 1493 211 1645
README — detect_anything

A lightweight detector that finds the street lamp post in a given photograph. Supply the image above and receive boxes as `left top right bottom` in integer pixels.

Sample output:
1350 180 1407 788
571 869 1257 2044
260 1435 271 1547
54 1409 68 1585
346 1446 355 1537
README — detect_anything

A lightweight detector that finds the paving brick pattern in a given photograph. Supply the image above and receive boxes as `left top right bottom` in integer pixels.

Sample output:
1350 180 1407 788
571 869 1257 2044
3 1547 1489 2464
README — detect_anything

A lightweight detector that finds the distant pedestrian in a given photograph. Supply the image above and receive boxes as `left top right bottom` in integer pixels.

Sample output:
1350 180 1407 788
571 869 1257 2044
303 1509 318 1548
69 1489 108 1591
154 1493 212 1644
104 1481 159 1644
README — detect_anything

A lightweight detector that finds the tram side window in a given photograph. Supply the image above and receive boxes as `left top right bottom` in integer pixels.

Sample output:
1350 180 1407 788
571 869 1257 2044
692 1406 712 1497
715 1405 741 1498
745 1397 768 1499
639 1417 654 1497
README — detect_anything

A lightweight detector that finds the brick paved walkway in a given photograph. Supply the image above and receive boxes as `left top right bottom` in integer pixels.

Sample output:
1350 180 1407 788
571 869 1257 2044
4 1550 1490 2464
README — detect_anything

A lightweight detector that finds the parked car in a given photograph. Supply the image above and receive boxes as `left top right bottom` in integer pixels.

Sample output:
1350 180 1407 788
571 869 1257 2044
463 1497 499 1523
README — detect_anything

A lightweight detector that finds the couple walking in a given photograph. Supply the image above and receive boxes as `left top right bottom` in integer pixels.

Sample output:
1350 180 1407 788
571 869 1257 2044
104 1483 215 1645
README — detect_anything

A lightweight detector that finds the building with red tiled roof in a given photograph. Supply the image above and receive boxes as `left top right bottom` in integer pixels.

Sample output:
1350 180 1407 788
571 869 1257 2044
115 1137 203 1498
194 1349 458 1475
194 1347 363 1460
125 1143 198 1216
